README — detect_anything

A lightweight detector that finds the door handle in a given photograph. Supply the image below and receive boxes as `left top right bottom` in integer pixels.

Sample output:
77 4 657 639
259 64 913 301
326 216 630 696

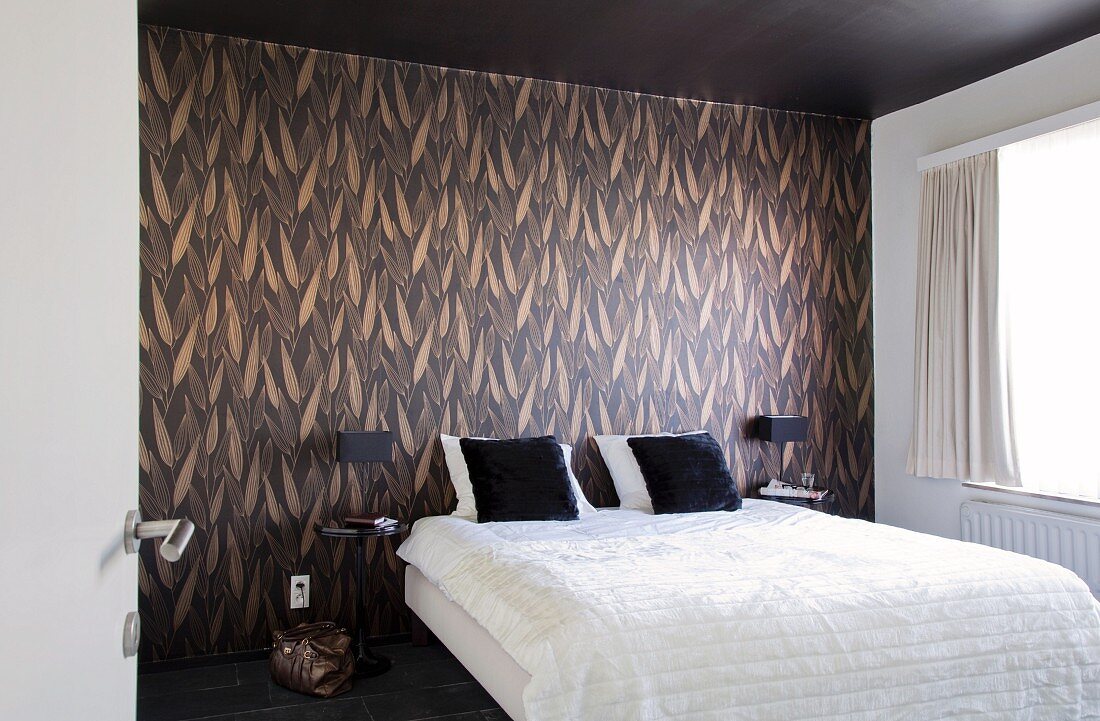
124 510 194 561
122 611 140 658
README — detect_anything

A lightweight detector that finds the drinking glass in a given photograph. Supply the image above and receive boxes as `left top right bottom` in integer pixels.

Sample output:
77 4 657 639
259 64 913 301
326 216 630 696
800 472 815 490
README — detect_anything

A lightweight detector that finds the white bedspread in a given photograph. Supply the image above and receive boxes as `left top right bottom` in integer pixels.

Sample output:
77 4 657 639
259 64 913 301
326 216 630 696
397 501 1100 720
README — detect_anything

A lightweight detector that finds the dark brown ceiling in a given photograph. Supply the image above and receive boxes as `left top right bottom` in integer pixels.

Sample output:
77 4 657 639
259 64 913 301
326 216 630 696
138 0 1100 119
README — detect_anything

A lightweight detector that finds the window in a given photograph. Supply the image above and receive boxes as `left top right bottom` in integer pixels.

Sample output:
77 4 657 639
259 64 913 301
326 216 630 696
999 118 1100 499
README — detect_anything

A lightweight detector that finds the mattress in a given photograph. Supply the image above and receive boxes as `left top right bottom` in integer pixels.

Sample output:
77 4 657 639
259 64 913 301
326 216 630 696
397 501 1100 720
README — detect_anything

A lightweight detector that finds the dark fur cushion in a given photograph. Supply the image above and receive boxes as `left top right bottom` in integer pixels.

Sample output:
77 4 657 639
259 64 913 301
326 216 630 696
459 435 579 523
626 432 742 514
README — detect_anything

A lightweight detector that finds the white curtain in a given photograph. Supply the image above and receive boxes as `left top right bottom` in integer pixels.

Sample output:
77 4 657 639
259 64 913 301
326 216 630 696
908 151 1020 484
1000 118 1100 499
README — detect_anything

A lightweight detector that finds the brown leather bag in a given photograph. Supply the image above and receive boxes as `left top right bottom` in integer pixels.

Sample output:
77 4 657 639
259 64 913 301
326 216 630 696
269 621 354 698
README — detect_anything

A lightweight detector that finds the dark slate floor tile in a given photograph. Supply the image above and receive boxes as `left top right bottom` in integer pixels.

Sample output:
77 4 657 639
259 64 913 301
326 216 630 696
137 644 504 721
354 659 476 697
265 682 344 709
235 659 271 686
260 658 477 710
420 712 510 721
232 697 372 720
139 663 239 698
137 682 271 721
362 682 498 721
373 643 455 665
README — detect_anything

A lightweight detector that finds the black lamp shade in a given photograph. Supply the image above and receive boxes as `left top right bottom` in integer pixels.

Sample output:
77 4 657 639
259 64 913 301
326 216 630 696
756 415 808 443
337 431 393 462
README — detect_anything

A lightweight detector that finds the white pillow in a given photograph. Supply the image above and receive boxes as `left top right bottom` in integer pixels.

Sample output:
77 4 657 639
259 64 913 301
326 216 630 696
441 434 598 518
593 431 707 512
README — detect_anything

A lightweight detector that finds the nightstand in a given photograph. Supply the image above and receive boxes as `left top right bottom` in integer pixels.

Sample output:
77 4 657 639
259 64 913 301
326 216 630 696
766 494 838 515
315 521 408 676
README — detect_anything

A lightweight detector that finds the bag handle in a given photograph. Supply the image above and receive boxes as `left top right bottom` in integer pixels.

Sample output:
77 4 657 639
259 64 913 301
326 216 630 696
274 621 338 645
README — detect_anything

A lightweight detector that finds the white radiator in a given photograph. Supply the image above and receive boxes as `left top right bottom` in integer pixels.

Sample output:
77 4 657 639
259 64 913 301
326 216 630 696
960 501 1100 598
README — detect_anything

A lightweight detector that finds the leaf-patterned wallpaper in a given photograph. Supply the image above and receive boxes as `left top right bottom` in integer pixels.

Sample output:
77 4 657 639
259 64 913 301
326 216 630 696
138 26 873 660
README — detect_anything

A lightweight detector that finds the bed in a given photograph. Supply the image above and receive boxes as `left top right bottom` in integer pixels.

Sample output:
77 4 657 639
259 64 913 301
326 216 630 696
397 500 1100 720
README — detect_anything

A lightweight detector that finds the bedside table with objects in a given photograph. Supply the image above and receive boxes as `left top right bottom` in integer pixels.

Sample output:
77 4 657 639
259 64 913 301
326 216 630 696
767 494 838 515
314 519 408 677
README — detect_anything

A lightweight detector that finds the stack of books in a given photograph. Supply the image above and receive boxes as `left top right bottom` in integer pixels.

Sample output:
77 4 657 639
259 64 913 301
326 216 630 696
344 513 400 529
759 479 829 501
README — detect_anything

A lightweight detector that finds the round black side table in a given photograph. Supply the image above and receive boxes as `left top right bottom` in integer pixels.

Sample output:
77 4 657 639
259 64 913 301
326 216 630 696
766 494 838 515
315 521 408 677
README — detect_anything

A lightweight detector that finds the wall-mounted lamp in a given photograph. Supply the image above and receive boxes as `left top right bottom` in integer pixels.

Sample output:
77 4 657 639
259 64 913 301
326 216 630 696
337 430 393 463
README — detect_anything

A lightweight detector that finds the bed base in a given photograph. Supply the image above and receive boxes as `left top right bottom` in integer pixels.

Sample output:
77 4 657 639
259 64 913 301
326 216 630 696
404 565 530 721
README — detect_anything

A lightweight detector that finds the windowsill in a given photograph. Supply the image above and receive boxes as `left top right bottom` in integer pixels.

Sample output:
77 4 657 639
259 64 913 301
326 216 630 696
962 481 1100 509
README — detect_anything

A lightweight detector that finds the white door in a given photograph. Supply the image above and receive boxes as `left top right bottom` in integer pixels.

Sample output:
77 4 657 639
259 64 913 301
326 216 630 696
0 1 140 718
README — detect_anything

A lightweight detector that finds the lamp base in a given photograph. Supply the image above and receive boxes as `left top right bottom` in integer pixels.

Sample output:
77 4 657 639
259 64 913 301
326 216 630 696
353 644 392 677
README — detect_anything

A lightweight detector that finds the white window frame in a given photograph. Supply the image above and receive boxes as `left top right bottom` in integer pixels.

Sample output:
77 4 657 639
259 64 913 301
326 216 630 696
917 99 1100 171
918 100 1100 502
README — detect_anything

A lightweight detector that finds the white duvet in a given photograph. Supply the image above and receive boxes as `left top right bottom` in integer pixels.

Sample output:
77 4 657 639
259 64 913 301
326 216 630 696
397 501 1100 720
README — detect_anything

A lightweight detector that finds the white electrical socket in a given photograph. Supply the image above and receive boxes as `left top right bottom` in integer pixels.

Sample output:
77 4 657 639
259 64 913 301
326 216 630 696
290 574 310 609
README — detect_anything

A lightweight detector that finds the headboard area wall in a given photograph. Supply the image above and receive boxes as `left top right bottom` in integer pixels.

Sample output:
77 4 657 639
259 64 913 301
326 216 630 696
139 26 873 659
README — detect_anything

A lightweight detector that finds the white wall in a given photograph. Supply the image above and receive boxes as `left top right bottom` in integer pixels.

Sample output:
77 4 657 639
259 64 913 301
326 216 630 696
872 34 1100 538
0 1 138 718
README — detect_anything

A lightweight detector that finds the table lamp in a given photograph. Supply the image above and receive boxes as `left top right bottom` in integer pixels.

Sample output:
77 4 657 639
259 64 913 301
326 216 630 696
336 430 393 464
756 415 808 484
332 430 396 677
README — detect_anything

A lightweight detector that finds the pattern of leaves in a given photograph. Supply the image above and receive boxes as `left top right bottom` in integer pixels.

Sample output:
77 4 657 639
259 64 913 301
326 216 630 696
138 26 873 660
